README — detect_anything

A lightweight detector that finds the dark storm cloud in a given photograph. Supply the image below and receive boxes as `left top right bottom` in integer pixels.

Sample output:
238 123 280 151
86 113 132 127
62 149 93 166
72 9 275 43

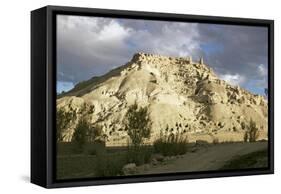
57 15 134 83
57 15 203 84
198 24 268 87
57 15 268 94
196 25 268 93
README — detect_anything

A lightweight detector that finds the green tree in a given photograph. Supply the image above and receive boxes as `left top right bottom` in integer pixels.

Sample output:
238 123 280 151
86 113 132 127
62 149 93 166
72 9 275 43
248 119 259 142
244 119 259 142
87 124 103 142
72 117 91 148
243 131 249 142
124 103 151 147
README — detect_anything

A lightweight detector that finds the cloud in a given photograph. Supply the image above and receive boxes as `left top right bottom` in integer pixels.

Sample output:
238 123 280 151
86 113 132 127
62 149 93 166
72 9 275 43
258 64 267 77
197 24 268 94
57 81 74 93
57 15 202 84
97 20 131 42
127 22 202 57
253 64 268 89
57 15 268 95
218 73 246 86
57 15 134 83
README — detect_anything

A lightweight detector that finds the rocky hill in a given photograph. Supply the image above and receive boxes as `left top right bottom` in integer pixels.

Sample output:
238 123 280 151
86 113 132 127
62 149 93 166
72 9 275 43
57 52 268 146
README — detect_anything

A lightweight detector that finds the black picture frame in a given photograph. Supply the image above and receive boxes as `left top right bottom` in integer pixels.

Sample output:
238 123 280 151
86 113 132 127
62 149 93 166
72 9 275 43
31 5 274 188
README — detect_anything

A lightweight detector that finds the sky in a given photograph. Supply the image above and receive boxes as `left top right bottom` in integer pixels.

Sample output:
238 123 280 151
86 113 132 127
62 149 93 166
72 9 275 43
57 15 268 95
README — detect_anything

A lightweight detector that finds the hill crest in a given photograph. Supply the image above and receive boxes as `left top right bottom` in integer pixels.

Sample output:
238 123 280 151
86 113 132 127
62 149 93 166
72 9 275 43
57 52 268 145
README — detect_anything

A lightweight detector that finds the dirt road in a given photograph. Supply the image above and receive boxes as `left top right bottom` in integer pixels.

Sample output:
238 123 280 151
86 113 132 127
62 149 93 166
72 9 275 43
141 142 268 174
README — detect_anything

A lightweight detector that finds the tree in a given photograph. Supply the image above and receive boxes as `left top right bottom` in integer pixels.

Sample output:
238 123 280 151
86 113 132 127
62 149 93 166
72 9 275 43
243 130 249 142
56 107 76 142
248 119 259 142
244 119 259 142
72 117 91 148
87 124 103 142
124 103 151 147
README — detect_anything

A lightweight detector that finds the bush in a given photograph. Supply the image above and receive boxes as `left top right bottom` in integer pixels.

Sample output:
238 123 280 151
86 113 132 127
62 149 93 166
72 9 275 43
124 103 151 147
248 119 259 142
153 129 188 156
126 145 152 165
94 146 152 177
94 153 126 177
212 137 219 144
244 119 259 142
72 118 91 150
122 103 153 165
87 124 103 142
243 131 249 142
84 142 106 155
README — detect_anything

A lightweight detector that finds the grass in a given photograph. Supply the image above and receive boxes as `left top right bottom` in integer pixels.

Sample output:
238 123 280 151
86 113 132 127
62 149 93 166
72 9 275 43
94 145 153 176
57 142 153 179
153 131 188 156
221 149 268 170
94 152 127 177
57 142 268 179
57 142 124 179
57 151 129 179
126 145 153 165
57 142 106 155
57 155 98 179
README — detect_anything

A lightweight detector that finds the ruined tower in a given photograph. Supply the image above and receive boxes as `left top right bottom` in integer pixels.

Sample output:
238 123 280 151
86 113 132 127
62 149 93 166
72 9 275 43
188 56 192 64
199 57 204 64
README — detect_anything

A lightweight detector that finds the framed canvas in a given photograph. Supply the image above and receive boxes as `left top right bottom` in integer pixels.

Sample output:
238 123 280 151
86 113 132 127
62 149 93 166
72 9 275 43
31 5 274 188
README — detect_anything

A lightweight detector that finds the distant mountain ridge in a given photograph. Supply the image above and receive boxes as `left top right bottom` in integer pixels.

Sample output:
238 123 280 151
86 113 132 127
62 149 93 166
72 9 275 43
57 52 268 146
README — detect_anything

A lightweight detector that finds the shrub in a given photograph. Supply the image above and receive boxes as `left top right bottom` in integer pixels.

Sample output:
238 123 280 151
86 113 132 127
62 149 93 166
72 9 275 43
94 146 152 177
244 119 259 142
153 129 188 156
243 131 249 142
87 124 103 142
124 103 151 147
248 119 259 142
84 142 106 155
94 153 126 177
212 137 219 144
72 118 91 150
126 145 152 165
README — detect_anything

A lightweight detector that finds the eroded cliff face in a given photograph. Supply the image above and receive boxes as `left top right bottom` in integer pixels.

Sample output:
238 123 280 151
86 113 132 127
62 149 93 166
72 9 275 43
57 53 268 145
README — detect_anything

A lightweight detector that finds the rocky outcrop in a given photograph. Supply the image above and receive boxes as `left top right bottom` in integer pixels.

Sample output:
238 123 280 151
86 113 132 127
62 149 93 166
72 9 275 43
57 52 268 145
